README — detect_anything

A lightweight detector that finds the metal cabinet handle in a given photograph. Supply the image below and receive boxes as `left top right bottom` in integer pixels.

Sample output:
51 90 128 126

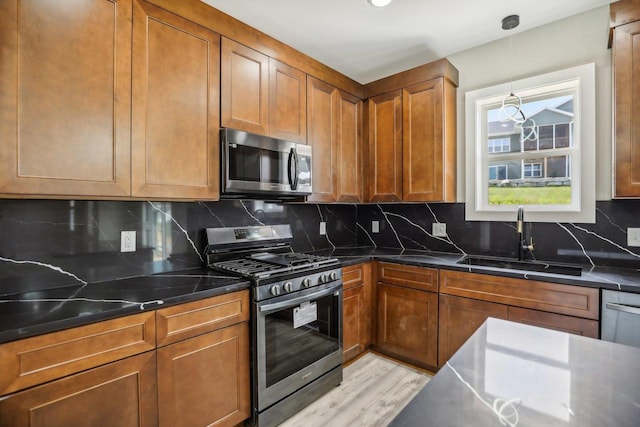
606 302 640 316
259 284 340 313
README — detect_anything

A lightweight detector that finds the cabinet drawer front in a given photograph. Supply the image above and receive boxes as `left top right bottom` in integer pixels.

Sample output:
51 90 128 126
507 306 599 338
378 262 438 292
439 270 599 320
343 263 370 290
156 290 249 346
0 312 155 395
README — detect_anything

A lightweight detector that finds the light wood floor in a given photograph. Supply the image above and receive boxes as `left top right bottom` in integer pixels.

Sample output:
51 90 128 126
278 352 432 427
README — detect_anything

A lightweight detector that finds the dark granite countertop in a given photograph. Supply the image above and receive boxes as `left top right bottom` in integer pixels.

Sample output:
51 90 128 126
313 246 640 293
3 246 639 346
0 269 249 344
390 317 640 427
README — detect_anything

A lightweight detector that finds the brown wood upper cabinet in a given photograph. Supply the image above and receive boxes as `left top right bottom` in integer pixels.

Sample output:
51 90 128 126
611 0 640 197
0 0 221 200
132 0 220 199
0 0 132 197
221 37 307 143
365 60 458 203
307 76 363 202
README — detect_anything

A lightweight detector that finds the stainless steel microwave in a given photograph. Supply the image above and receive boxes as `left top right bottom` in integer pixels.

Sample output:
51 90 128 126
221 128 312 198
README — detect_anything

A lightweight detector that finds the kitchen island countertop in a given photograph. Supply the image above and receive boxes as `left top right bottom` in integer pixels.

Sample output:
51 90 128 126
390 317 640 427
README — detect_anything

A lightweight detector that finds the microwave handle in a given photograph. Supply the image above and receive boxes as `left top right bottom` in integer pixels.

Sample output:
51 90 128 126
288 147 299 190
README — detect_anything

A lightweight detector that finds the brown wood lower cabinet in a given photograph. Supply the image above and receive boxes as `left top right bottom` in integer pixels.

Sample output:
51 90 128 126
0 352 157 427
377 283 438 369
438 294 507 366
342 263 372 363
157 322 250 427
438 294 600 366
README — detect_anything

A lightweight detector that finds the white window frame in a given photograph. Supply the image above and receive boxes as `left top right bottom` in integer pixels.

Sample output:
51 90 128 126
465 63 596 223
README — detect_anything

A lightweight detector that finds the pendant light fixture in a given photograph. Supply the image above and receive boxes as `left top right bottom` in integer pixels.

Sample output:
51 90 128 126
368 0 392 7
498 15 525 124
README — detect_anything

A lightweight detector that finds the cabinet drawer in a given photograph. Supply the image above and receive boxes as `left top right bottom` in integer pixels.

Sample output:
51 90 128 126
508 306 599 338
156 290 249 347
343 263 369 290
0 312 155 395
439 270 599 320
378 262 438 292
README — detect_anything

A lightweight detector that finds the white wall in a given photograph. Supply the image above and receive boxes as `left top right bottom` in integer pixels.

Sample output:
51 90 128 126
448 6 612 202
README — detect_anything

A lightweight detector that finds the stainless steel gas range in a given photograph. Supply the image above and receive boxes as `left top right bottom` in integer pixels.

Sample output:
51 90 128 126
205 225 343 427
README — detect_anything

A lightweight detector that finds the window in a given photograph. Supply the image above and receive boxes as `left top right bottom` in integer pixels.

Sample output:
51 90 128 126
489 165 508 180
488 138 511 153
465 63 596 223
523 162 542 178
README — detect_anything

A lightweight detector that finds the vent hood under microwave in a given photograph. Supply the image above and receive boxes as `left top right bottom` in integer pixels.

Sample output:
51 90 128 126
220 128 312 199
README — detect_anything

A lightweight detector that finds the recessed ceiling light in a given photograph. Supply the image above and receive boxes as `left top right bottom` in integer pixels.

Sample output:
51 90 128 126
368 0 392 7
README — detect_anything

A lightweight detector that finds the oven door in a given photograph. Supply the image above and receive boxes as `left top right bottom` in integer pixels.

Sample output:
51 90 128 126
254 281 342 411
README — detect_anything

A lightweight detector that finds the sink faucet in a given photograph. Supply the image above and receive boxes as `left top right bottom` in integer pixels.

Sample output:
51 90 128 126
516 206 534 261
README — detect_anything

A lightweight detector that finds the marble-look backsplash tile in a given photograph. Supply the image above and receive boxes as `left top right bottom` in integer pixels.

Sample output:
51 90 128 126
356 201 640 270
0 200 356 296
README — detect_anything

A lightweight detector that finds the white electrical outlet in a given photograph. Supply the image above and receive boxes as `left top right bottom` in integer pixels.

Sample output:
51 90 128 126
432 223 447 237
121 231 136 252
628 228 640 247
372 221 379 233
319 222 327 236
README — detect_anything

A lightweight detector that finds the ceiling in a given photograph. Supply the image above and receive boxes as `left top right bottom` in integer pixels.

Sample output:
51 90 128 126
202 0 616 84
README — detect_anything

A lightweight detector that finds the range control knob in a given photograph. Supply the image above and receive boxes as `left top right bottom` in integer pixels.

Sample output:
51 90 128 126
283 282 293 292
270 285 281 296
319 274 328 284
329 271 337 281
302 278 312 288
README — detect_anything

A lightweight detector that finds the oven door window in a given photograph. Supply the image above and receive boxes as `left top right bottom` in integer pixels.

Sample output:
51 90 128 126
265 292 340 387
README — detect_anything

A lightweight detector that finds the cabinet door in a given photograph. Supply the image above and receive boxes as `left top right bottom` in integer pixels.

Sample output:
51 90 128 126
269 59 307 143
366 91 403 202
132 1 220 199
0 352 157 427
221 38 269 135
306 76 337 202
0 0 132 197
613 20 640 197
157 322 250 427
342 263 371 363
438 294 507 366
402 79 453 202
377 283 438 368
336 91 363 202
507 306 599 338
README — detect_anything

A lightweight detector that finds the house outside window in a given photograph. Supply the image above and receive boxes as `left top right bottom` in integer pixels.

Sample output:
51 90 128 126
464 63 596 223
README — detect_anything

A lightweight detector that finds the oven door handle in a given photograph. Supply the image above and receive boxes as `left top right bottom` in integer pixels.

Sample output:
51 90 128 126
259 284 341 314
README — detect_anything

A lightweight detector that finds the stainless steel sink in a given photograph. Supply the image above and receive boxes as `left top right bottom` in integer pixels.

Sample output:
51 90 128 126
457 256 582 276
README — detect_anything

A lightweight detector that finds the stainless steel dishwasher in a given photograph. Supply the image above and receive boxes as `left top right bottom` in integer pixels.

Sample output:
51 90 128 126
601 289 640 348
